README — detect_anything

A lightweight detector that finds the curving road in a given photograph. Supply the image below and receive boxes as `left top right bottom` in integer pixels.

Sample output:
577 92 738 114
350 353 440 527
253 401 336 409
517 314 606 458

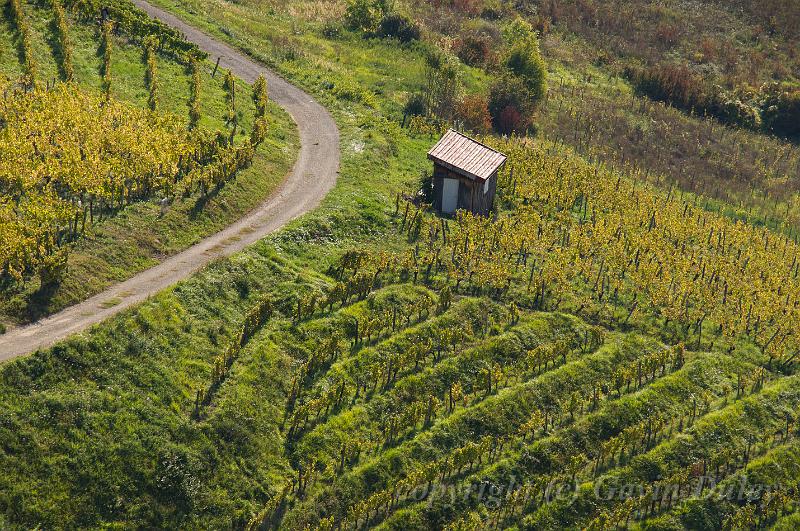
0 0 340 362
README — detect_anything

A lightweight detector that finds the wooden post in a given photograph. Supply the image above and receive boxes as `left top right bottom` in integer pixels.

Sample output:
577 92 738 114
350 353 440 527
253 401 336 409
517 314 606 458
212 57 221 78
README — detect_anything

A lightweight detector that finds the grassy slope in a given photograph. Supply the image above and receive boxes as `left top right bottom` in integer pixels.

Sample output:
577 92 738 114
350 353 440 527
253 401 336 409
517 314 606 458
0 1 299 326
537 31 800 233
142 0 491 273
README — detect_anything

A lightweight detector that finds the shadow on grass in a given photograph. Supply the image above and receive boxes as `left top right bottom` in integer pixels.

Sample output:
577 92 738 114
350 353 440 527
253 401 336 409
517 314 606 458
23 280 62 323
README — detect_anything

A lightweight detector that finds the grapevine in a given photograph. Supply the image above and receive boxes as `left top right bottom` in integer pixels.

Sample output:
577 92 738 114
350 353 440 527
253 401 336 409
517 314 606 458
143 35 159 112
51 0 73 82
8 0 37 87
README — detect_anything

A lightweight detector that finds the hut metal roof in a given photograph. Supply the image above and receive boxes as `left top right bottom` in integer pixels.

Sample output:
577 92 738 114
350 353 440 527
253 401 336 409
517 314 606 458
427 130 507 182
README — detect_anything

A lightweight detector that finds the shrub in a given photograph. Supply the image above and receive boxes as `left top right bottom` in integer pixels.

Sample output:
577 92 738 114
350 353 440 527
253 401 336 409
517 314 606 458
422 48 463 122
376 13 420 43
454 33 494 67
488 75 532 134
712 91 761 129
627 63 706 109
252 75 269 118
505 37 547 104
627 64 764 131
329 79 377 107
38 250 68 289
502 15 536 44
344 0 388 33
496 105 524 135
760 83 800 138
455 94 492 133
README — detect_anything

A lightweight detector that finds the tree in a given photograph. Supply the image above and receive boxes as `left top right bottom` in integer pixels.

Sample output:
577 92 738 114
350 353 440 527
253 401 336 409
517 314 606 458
505 36 547 104
455 94 492 134
376 13 420 43
422 48 462 122
490 15 547 133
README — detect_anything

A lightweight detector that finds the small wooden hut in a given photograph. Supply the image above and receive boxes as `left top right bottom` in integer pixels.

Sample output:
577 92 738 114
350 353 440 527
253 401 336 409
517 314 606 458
427 130 507 216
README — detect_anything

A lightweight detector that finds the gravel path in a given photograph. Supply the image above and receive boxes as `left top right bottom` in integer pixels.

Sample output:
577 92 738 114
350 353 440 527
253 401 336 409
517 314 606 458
0 0 340 362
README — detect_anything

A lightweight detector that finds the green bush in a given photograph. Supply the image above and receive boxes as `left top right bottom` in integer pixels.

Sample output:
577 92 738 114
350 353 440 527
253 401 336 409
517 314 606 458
483 16 547 134
626 65 800 138
377 13 420 43
626 63 706 109
421 48 463 122
328 79 377 107
712 90 762 129
505 37 547 104
344 0 389 32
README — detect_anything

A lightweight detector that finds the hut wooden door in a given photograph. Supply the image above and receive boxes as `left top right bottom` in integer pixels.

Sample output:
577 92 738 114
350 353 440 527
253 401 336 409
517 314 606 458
442 178 459 214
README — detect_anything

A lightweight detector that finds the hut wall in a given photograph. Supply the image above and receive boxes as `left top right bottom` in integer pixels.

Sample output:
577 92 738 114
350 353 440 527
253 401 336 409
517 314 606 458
432 162 496 216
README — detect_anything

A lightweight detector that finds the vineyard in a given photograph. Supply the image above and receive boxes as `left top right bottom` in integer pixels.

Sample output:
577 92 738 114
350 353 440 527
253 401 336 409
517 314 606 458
389 132 800 368
0 0 295 323
2 0 800 529
225 150 800 528
162 125 800 528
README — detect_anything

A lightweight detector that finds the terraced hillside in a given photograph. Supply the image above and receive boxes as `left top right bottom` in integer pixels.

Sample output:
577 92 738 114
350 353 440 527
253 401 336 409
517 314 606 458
2 205 797 529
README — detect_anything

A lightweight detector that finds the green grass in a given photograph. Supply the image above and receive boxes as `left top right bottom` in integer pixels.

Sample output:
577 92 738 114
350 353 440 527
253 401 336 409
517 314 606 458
0 0 299 326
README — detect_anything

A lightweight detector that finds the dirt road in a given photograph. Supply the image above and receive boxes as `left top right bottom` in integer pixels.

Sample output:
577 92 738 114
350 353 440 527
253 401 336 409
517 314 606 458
0 0 340 362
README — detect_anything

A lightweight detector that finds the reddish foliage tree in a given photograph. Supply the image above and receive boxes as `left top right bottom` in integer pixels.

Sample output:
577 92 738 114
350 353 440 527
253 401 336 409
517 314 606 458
456 94 492 133
489 74 532 134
